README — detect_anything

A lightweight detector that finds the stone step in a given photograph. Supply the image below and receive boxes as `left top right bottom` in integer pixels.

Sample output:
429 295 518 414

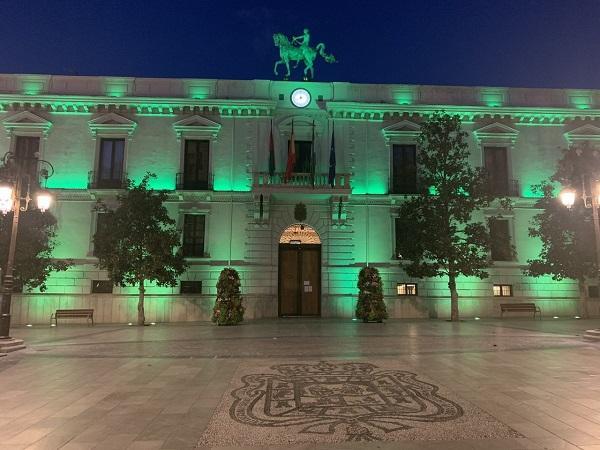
0 338 26 353
583 329 600 341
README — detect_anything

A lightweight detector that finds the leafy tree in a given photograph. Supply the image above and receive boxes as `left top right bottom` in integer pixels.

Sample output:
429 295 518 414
525 145 600 318
93 173 187 326
212 267 245 325
356 266 388 322
0 209 70 291
396 112 504 321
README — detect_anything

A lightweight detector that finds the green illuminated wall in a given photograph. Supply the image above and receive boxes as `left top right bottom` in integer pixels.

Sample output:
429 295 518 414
4 76 597 323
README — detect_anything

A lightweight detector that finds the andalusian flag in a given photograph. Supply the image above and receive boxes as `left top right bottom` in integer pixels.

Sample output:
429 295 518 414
284 121 296 182
328 124 336 187
268 121 275 177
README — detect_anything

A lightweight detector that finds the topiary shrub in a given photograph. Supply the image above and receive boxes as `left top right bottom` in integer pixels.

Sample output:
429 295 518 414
355 266 388 322
212 267 245 325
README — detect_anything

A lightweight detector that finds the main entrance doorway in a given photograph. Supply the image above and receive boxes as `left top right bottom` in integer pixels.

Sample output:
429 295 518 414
278 224 321 316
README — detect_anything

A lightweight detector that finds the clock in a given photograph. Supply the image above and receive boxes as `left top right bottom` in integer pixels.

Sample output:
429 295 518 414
290 88 311 108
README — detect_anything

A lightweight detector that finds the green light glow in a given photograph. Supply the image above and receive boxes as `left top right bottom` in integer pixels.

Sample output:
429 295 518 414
393 87 416 105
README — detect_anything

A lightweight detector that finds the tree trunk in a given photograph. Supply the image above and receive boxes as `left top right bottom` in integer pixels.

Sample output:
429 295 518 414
137 279 145 326
578 277 589 319
448 274 459 322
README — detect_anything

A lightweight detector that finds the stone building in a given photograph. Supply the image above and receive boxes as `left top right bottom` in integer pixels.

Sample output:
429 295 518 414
1 74 598 324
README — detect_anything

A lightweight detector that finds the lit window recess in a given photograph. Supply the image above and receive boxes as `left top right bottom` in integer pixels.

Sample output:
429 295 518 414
493 284 513 297
397 283 418 296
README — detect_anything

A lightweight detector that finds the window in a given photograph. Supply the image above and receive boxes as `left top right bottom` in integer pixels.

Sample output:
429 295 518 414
290 140 313 173
391 144 417 194
15 136 40 185
489 218 512 261
91 280 113 294
93 213 110 257
180 281 202 294
493 284 513 297
589 285 599 298
97 138 125 188
397 283 418 296
11 278 23 293
183 215 206 257
181 140 210 190
484 146 509 195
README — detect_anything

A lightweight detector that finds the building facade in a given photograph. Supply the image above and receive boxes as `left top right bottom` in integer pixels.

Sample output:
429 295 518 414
1 74 599 324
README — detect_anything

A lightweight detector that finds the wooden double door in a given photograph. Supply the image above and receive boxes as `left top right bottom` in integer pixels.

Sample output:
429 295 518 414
278 244 321 316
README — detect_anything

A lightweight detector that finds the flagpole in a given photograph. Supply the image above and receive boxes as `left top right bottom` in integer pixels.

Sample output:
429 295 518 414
311 120 316 188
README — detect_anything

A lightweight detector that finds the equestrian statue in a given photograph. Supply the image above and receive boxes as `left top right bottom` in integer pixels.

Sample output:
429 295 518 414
273 29 337 80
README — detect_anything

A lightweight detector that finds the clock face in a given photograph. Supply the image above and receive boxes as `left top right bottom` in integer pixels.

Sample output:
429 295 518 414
290 88 311 108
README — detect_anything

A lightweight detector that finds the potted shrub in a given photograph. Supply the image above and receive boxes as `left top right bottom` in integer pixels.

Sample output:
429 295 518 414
212 268 245 325
356 266 388 322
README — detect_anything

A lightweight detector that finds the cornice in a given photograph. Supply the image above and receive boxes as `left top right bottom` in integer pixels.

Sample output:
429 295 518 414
326 102 600 125
0 94 276 117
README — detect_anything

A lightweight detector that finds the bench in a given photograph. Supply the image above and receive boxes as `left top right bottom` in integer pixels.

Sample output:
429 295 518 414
500 303 541 320
50 309 94 326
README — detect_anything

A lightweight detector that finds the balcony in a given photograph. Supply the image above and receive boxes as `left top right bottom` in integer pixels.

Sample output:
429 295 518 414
88 170 127 189
176 173 213 191
486 179 520 197
253 172 351 193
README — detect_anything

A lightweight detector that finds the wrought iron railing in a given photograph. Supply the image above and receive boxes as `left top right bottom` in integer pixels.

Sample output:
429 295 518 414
175 172 213 190
87 170 128 189
486 179 520 197
253 172 350 189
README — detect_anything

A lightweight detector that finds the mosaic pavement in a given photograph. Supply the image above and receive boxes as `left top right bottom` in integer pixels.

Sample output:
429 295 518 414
199 359 520 445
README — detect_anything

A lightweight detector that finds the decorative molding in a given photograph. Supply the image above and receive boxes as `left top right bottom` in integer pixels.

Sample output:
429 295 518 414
0 94 276 117
563 124 600 143
473 122 519 145
382 120 421 143
88 112 137 139
172 115 221 142
326 101 600 125
1 110 52 138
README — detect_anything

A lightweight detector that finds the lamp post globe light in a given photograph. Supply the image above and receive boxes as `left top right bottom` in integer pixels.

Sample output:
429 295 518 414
559 180 600 340
0 151 54 347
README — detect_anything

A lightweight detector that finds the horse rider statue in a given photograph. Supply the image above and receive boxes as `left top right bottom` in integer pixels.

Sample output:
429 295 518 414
273 29 337 80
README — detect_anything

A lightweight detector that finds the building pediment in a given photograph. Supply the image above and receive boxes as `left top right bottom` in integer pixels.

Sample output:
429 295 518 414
473 122 519 144
172 115 221 141
382 120 421 142
564 124 600 143
88 113 137 138
2 111 52 137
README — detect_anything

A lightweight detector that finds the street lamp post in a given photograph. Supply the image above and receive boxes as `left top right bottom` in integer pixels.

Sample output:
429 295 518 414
0 151 53 346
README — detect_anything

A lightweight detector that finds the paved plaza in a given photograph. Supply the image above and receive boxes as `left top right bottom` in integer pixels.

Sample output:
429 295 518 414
0 318 600 449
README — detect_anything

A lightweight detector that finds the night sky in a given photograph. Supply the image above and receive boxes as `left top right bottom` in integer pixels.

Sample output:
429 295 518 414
2 0 600 89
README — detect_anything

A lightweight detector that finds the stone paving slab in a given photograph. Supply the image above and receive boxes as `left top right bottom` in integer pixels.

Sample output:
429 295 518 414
0 319 598 449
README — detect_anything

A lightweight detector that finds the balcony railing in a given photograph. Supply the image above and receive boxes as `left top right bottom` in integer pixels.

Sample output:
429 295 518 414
487 179 520 197
175 173 213 190
253 172 350 190
88 170 128 189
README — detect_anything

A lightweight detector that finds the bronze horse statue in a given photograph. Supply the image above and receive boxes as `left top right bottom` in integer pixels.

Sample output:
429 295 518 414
273 33 337 80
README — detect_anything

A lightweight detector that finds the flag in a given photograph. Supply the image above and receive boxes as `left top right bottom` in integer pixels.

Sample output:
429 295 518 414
284 121 296 182
310 120 316 187
268 121 275 177
328 124 336 187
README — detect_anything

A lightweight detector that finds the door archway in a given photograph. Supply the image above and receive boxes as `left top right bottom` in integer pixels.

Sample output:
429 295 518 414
278 224 321 316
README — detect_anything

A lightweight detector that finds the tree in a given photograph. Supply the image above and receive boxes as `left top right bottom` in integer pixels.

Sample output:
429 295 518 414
355 266 388 322
396 112 503 321
93 173 187 326
0 210 70 291
525 145 600 318
212 268 244 325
